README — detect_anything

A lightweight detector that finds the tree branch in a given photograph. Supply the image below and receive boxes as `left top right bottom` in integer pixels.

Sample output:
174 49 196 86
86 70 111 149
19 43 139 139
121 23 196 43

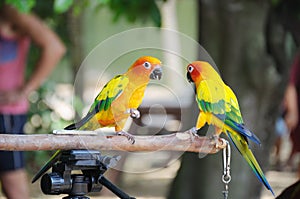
0 131 226 153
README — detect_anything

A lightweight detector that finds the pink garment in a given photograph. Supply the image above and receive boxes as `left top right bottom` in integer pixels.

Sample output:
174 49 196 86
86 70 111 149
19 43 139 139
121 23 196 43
289 54 300 152
0 34 30 114
290 54 300 86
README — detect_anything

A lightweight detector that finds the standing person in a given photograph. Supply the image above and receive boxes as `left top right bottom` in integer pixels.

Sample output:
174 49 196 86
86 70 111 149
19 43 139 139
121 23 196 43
0 4 66 199
285 53 300 176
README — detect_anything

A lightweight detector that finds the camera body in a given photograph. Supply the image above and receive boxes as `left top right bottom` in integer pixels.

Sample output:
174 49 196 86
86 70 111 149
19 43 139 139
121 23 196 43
39 149 134 199
41 150 109 197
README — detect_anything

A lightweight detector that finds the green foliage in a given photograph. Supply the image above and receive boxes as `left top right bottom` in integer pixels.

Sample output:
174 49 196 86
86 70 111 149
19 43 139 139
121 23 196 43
106 0 163 27
31 1 70 46
150 1 161 27
4 0 164 27
270 0 280 6
4 0 35 12
54 0 73 13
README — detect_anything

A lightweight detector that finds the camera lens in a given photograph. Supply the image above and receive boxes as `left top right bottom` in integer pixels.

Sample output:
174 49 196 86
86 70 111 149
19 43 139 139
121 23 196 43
41 173 66 194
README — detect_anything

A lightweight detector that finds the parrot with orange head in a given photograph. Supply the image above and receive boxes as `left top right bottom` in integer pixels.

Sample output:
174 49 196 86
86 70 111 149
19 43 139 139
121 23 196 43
32 56 163 183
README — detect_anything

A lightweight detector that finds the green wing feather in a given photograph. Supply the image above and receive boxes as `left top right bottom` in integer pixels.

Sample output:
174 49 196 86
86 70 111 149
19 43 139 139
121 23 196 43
196 80 242 123
64 75 129 130
196 80 260 143
32 75 129 183
90 75 129 113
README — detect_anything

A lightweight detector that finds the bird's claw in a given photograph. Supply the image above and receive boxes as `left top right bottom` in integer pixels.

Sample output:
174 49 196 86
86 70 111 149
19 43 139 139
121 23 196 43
117 131 135 144
210 135 221 149
126 108 140 119
188 127 199 137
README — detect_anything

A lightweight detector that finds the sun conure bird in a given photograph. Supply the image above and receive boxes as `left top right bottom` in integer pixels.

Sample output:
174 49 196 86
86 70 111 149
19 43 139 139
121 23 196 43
32 56 163 183
186 61 274 196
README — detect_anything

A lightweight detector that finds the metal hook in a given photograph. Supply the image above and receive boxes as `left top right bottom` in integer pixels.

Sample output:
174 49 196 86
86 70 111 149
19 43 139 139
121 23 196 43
221 139 231 199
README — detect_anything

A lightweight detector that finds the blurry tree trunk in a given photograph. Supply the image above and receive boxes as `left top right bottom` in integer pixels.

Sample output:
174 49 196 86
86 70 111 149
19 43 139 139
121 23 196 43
67 2 84 117
168 0 292 198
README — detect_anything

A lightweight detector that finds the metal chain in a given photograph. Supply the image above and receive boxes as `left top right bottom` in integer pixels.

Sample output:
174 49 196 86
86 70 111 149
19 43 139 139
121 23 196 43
221 139 231 199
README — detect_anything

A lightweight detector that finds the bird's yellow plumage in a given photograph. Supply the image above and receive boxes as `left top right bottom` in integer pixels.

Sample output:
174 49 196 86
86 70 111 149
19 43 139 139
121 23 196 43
186 61 274 195
69 56 162 133
32 56 163 183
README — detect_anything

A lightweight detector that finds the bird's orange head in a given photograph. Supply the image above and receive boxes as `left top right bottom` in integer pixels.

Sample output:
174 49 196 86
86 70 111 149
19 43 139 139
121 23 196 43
186 61 221 84
127 56 163 80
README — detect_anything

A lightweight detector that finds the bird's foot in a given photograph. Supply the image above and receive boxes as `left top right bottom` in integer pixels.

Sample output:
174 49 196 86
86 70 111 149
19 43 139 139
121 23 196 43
210 135 221 149
188 127 200 137
117 131 135 144
126 108 140 119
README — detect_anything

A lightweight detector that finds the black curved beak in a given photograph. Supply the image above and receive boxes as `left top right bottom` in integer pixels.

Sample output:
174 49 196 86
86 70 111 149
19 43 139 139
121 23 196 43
150 66 162 80
186 72 193 83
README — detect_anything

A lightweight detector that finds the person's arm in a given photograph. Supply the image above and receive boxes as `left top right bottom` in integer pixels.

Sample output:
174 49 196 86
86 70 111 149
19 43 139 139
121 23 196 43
284 83 298 131
3 5 66 97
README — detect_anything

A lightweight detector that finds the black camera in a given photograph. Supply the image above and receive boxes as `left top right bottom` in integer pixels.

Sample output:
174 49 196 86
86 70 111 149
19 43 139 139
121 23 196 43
37 150 135 199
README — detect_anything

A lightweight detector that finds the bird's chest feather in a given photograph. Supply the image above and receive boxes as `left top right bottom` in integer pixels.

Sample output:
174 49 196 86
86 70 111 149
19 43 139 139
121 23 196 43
111 83 146 108
96 84 146 124
128 84 147 108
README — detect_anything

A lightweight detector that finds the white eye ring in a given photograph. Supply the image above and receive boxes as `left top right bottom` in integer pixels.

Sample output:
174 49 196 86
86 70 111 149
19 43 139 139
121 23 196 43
143 62 151 69
188 65 194 72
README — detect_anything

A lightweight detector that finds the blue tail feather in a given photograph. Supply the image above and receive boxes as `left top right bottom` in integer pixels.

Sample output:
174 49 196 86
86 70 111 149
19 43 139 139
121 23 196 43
226 119 261 145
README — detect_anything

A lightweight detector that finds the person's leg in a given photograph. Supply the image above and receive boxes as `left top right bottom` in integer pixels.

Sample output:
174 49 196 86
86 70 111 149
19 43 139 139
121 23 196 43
286 130 299 170
0 169 29 199
0 114 29 199
286 146 296 168
274 137 282 164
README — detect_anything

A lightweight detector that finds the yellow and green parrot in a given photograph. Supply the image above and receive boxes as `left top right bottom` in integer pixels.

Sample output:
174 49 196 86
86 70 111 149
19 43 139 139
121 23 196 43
32 56 162 183
186 61 274 195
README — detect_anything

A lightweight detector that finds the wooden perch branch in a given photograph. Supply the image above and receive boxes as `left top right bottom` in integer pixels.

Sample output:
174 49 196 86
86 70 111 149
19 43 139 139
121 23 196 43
0 131 226 153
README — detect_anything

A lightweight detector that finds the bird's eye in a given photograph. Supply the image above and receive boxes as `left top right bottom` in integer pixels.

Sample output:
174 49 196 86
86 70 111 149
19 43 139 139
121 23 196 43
143 62 151 69
188 65 194 72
